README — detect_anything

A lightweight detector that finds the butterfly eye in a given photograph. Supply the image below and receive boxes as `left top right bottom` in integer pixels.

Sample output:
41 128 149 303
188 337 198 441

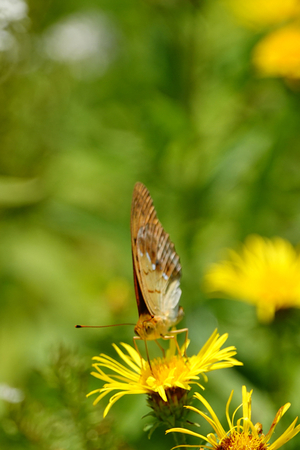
143 321 154 335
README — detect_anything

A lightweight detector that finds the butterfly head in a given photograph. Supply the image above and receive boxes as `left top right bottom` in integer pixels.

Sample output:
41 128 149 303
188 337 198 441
134 314 169 340
134 308 184 341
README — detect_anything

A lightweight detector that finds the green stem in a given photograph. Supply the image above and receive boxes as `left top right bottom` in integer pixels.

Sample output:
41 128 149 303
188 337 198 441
172 428 187 448
167 419 187 448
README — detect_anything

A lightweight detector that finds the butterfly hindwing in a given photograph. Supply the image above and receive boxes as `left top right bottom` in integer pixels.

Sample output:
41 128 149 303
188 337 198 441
136 223 182 321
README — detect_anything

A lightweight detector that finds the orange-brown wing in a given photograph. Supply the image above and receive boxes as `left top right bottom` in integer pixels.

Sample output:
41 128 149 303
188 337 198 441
131 182 159 317
131 183 182 320
131 182 159 240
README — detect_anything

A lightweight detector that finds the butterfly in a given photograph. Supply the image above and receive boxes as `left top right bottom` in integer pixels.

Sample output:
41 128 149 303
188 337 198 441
131 182 184 342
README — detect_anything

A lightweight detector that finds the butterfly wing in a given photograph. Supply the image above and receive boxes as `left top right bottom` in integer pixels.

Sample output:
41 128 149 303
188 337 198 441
131 182 159 243
131 183 182 323
131 182 159 317
136 222 182 322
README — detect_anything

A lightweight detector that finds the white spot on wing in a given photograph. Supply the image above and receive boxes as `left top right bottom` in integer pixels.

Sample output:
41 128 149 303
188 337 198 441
152 263 156 270
146 252 151 262
162 272 168 280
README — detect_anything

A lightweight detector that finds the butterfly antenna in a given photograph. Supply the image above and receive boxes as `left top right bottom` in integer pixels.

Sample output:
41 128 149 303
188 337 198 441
75 323 135 328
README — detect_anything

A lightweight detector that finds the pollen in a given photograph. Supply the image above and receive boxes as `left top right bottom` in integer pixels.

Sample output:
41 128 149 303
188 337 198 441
218 434 267 450
140 355 190 392
87 330 241 417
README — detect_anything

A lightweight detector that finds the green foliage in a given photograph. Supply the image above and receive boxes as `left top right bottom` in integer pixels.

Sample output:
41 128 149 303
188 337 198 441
1 0 300 448
0 346 132 450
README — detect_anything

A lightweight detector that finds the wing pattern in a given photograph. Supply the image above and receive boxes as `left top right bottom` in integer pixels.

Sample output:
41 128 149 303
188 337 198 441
131 182 182 322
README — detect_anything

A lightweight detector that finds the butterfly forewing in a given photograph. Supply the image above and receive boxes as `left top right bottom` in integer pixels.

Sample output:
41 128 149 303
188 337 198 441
131 183 159 242
131 182 159 318
131 183 182 326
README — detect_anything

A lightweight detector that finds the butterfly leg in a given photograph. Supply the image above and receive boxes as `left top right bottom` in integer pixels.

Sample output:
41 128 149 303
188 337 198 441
133 335 153 372
154 339 165 357
172 327 189 357
163 328 189 357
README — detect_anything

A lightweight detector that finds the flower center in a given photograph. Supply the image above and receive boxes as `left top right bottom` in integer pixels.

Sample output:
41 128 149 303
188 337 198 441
140 355 189 388
217 433 267 450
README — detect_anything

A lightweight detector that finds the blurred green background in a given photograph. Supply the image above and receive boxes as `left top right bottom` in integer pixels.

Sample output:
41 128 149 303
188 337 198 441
1 0 300 449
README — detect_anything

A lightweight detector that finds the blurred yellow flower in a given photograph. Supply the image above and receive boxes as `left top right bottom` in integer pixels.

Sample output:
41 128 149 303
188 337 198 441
167 386 300 450
87 330 241 418
226 0 300 29
205 235 300 322
253 25 300 79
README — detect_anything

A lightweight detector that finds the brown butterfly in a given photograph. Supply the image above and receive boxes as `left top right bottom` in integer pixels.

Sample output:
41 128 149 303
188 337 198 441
131 182 184 342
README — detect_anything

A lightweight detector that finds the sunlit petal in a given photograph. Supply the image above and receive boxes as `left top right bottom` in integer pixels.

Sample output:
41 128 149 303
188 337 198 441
88 330 241 417
167 386 300 450
205 235 300 322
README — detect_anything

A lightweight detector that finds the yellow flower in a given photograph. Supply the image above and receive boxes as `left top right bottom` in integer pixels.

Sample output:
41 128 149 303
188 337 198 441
226 0 300 29
87 330 242 418
167 386 300 450
205 235 300 322
252 25 300 79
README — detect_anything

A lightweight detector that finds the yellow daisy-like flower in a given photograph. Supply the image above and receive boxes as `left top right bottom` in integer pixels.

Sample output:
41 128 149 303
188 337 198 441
167 386 300 450
252 25 300 79
226 0 300 29
87 330 242 418
205 235 300 323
